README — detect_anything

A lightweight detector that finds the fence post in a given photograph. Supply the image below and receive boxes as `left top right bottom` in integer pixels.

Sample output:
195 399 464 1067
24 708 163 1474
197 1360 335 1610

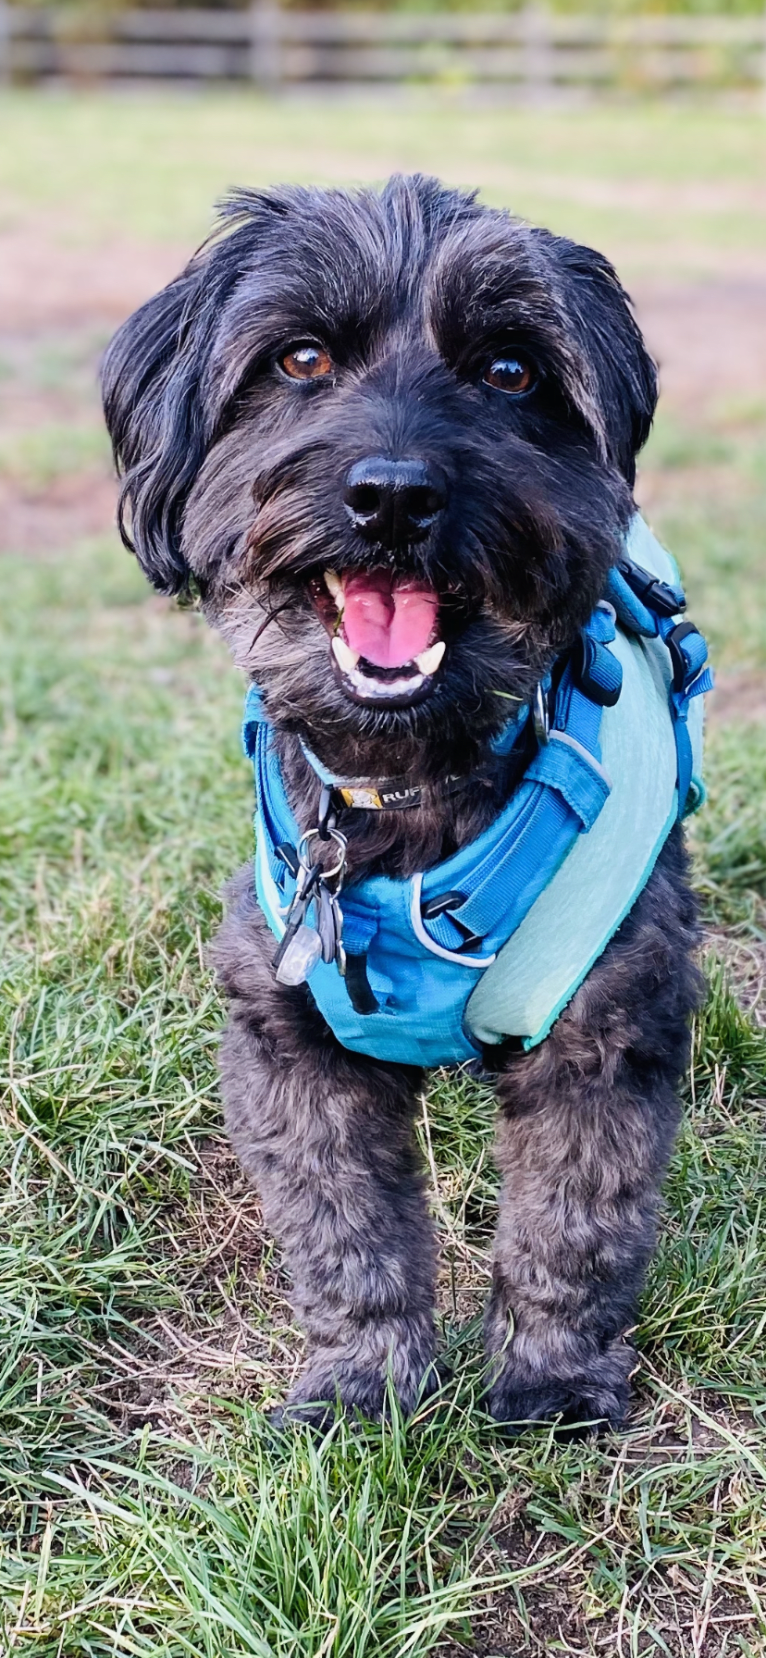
0 0 11 86
521 3 554 101
762 0 766 115
251 0 280 88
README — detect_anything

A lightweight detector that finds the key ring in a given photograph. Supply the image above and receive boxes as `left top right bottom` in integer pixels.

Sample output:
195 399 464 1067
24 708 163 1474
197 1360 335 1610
298 828 348 886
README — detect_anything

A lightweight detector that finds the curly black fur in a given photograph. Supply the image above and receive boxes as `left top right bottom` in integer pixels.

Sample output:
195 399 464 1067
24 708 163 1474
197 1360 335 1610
102 175 701 1431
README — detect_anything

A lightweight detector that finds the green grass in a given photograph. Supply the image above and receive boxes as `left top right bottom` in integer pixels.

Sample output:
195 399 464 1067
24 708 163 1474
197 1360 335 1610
1 535 765 1655
1 92 765 276
0 423 109 489
1 91 766 1657
641 405 766 672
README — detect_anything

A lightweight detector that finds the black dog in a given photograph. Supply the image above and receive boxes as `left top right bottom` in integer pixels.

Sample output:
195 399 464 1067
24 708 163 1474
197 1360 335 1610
102 175 701 1430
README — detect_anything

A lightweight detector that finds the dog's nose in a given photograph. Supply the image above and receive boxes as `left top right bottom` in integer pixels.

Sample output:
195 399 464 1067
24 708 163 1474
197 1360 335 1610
344 458 446 547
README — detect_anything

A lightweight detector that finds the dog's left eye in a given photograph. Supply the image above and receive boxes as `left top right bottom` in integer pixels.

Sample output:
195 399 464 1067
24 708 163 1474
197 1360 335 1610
483 355 534 396
280 344 334 381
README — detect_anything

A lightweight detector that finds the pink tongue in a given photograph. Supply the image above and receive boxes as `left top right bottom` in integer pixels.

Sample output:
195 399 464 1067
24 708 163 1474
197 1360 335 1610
342 572 439 669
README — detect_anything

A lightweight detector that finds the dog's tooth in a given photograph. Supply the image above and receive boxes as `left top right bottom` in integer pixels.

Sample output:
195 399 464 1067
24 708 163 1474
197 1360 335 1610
332 635 360 674
324 570 344 608
414 640 446 676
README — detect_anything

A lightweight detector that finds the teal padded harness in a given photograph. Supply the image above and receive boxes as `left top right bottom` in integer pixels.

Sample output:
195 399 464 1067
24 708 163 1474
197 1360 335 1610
244 516 711 1067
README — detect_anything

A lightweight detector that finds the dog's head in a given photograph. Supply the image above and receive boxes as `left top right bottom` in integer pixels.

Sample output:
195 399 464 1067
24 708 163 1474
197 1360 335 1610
102 175 656 774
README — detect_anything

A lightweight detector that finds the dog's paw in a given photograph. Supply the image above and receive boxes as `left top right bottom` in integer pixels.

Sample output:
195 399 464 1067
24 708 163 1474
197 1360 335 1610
274 1324 440 1426
264 1398 336 1436
485 1347 634 1437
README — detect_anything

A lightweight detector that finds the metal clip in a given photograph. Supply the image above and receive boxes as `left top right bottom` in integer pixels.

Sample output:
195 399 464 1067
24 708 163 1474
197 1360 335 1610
533 683 549 746
317 782 337 840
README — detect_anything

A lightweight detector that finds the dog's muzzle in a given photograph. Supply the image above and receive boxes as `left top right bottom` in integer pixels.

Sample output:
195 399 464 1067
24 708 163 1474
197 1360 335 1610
302 455 450 709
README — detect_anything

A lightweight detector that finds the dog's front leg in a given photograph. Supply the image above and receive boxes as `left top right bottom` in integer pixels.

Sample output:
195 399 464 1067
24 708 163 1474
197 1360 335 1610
484 832 701 1433
213 871 438 1424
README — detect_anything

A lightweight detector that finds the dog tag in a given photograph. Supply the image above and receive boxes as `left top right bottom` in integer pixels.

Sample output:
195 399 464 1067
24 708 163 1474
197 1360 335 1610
331 891 347 977
316 882 338 965
274 922 322 986
272 871 318 979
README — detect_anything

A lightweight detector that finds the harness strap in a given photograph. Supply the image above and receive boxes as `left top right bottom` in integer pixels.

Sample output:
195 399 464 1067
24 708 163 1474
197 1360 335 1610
421 607 616 952
658 616 713 815
244 688 296 897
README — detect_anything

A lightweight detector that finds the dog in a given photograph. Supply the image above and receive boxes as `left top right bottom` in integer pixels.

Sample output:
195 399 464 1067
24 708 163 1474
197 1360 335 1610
102 174 705 1432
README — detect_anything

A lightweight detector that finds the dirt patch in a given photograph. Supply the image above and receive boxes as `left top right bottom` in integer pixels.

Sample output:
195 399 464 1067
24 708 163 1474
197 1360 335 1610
0 227 187 332
0 469 118 554
438 1390 766 1655
634 276 766 418
707 669 766 729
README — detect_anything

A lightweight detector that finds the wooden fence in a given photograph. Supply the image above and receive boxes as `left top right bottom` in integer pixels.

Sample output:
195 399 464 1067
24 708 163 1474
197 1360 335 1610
1 5 765 93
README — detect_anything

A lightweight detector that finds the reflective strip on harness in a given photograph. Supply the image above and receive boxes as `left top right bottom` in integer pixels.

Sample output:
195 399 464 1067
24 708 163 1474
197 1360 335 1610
465 625 680 1051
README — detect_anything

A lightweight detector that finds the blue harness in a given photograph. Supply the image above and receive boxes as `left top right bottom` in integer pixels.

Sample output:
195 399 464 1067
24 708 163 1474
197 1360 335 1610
244 517 712 1068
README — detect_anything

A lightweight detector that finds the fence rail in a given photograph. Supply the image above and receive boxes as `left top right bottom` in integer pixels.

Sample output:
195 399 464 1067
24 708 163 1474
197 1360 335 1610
2 5 765 91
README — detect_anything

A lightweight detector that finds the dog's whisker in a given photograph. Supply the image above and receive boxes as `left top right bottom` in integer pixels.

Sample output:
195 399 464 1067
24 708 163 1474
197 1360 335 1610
246 598 295 656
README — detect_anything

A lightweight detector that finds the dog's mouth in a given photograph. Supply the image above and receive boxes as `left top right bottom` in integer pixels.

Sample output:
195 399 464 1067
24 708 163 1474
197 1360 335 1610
308 569 448 707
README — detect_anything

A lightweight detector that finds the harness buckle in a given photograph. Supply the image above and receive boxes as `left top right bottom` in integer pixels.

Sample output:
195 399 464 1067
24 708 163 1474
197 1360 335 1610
275 841 300 878
618 558 686 619
420 889 467 920
666 620 706 695
317 782 338 840
572 630 623 708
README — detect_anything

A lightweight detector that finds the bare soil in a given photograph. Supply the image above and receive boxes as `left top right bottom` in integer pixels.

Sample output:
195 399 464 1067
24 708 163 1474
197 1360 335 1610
0 228 186 332
634 275 766 415
707 668 766 728
0 468 119 554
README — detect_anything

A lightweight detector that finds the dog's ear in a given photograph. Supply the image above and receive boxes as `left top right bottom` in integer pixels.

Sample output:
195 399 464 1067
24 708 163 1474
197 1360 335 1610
102 193 279 596
536 233 658 488
102 264 207 595
102 238 251 596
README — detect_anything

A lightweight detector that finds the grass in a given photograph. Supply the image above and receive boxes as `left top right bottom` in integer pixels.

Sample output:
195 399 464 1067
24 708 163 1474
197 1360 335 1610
2 456 765 1658
1 92 765 276
641 405 766 674
0 424 109 489
1 90 766 1656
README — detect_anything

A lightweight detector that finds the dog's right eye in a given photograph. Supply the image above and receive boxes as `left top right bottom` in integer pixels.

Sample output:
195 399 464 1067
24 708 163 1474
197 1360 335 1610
280 344 334 381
